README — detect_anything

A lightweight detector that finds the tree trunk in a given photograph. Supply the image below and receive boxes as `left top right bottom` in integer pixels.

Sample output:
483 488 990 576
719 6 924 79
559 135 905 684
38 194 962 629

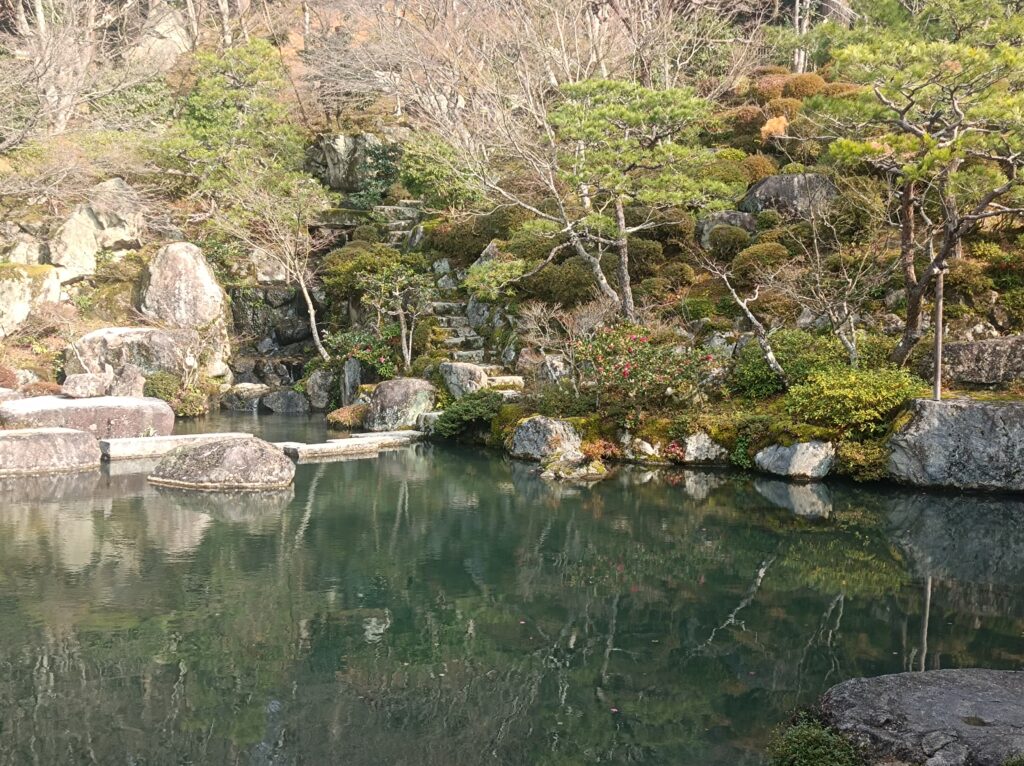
933 268 944 401
614 199 636 321
298 277 329 361
571 236 621 308
889 182 923 366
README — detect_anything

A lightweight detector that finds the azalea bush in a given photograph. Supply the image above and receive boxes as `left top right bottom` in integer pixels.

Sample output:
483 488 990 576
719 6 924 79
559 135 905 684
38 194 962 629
575 325 715 422
323 327 399 380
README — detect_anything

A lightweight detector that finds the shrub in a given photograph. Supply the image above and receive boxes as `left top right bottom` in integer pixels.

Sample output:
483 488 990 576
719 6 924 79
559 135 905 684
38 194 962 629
1000 288 1024 329
732 242 790 284
422 209 526 267
660 261 696 287
708 225 751 259
757 209 784 230
350 224 382 243
434 390 505 439
742 153 778 183
143 371 180 402
327 403 369 429
677 296 716 321
635 277 672 301
725 105 765 132
730 330 847 399
761 116 789 141
0 364 17 389
976 242 1024 290
782 72 826 98
465 257 528 300
821 82 862 98
520 257 596 306
323 327 399 380
786 368 924 436
754 74 788 103
780 162 807 174
766 97 803 119
836 438 890 482
766 715 863 766
143 371 209 417
945 258 994 301
627 237 666 280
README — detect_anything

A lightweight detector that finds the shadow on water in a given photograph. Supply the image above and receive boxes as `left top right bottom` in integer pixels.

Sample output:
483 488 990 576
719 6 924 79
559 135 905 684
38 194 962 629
0 428 1023 765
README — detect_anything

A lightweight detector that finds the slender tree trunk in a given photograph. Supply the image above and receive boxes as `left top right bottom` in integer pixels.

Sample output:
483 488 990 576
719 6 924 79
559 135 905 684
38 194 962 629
298 277 329 361
933 268 944 401
889 182 924 366
614 198 636 321
571 236 620 307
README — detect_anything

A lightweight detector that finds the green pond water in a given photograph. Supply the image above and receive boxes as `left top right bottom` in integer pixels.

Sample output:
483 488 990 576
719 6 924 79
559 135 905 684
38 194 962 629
1 414 1024 765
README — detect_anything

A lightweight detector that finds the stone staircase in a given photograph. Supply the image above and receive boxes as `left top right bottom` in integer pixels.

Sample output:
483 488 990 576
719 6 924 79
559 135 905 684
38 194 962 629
374 201 424 249
430 300 489 364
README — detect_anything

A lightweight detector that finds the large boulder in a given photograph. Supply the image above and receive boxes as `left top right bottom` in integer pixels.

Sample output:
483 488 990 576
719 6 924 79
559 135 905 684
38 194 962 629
754 441 835 479
0 396 174 438
65 326 200 377
61 370 115 399
940 335 1024 388
0 428 101 476
261 389 310 414
127 7 191 73
679 431 729 465
821 670 1024 766
149 437 295 491
889 398 1024 491
439 361 488 399
138 242 231 378
363 378 437 431
305 369 335 410
509 416 583 462
738 173 837 218
309 133 382 192
696 211 757 249
0 264 61 338
47 179 143 279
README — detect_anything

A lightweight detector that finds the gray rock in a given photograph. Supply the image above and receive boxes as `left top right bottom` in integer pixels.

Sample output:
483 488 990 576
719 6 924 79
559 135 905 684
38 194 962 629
0 395 174 438
341 356 362 406
681 431 729 465
363 378 437 431
820 670 1024 766
754 441 835 479
138 242 231 378
309 133 382 192
61 371 114 398
439 361 488 399
466 296 491 330
1 229 48 265
261 389 310 414
304 369 335 410
940 335 1024 387
65 326 201 378
754 478 832 518
126 7 190 73
696 210 757 249
889 398 1024 491
738 173 837 218
274 315 311 345
47 179 143 279
149 437 295 491
509 416 583 462
0 428 101 476
221 383 271 412
0 264 61 339
108 363 146 397
0 387 23 402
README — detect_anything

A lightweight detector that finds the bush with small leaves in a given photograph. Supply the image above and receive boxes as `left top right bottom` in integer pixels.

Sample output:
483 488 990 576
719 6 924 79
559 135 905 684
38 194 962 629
732 242 790 284
708 225 751 259
725 105 765 132
754 74 788 103
661 261 696 286
730 329 847 399
766 715 864 766
783 72 827 98
786 368 924 436
635 277 672 301
433 390 505 439
350 224 382 243
766 97 803 119
757 210 784 230
677 296 716 321
821 82 862 98
742 153 779 183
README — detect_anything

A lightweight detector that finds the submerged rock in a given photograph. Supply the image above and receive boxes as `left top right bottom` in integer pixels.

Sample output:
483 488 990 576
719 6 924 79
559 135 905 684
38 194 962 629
754 478 832 518
821 669 1024 766
755 441 835 480
509 416 583 462
149 437 295 491
0 428 101 476
363 378 437 431
0 395 174 438
221 383 271 412
889 398 1024 492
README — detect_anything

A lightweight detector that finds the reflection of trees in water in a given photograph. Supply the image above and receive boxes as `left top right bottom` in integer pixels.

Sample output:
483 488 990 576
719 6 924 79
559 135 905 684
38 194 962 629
1 449 1024 764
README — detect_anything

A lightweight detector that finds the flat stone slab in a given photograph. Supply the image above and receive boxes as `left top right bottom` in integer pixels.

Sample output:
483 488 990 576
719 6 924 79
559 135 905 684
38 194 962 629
100 432 253 461
283 431 423 461
0 427 101 476
821 670 1024 765
0 395 174 438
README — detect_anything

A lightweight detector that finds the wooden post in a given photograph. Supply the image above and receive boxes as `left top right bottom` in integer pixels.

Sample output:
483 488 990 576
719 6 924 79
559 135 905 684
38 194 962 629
933 269 944 401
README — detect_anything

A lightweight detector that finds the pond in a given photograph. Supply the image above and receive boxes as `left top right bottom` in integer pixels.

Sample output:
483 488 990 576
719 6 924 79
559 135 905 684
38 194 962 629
1 415 1023 765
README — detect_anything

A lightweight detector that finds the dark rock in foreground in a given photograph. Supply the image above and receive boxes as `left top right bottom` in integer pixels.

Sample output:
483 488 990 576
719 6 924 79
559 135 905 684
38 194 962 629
0 427 101 476
889 398 1024 491
148 437 295 491
0 395 174 438
821 669 1024 765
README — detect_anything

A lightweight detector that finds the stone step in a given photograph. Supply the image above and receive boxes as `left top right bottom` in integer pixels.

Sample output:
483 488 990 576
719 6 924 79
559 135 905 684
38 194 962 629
438 325 477 339
443 335 484 350
101 432 254 461
373 205 422 221
436 315 471 329
387 231 410 246
453 349 486 363
480 364 507 376
487 375 525 390
385 220 412 231
430 301 465 315
397 199 424 208
280 431 423 462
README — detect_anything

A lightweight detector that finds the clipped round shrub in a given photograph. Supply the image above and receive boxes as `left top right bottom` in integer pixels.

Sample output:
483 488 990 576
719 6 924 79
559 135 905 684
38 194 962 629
946 258 994 301
732 242 790 284
628 237 665 280
766 715 864 766
730 329 846 399
794 139 823 162
757 210 784 230
780 162 808 174
520 257 595 306
635 277 672 301
708 225 751 259
766 97 803 119
662 261 696 286
350 224 382 243
725 105 765 132
434 390 504 439
753 64 792 76
677 296 715 321
786 368 924 435
783 72 826 98
761 116 789 142
822 82 862 98
742 153 778 183
753 74 788 103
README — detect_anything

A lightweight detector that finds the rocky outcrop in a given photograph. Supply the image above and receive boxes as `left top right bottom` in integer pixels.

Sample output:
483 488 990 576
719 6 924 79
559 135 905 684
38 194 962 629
738 173 837 218
0 264 61 338
889 398 1024 492
939 335 1024 388
65 327 200 378
48 179 143 279
221 383 271 412
439 361 488 399
149 437 295 491
0 395 174 438
61 371 114 398
138 242 231 378
127 7 191 73
820 670 1024 766
304 369 335 410
696 211 757 249
309 133 382 192
680 431 729 465
363 378 437 431
754 441 835 479
0 428 101 476
508 416 583 462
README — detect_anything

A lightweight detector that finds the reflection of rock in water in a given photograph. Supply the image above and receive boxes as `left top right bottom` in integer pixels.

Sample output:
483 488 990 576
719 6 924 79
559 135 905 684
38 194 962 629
882 491 1024 588
755 479 833 518
152 485 294 531
0 470 101 505
144 506 211 556
680 470 727 502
